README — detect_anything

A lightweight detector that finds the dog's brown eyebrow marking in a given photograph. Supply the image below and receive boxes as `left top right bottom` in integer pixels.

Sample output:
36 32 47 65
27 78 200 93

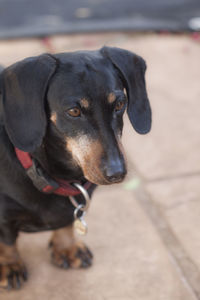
50 112 57 124
107 92 116 104
80 98 90 108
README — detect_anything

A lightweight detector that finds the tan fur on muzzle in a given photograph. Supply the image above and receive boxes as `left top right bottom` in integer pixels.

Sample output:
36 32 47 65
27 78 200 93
66 135 113 185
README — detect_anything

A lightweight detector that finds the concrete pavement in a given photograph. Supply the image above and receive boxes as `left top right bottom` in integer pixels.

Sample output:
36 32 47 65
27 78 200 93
0 33 200 299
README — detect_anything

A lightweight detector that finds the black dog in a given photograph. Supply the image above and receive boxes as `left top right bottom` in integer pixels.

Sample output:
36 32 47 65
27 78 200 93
0 47 151 290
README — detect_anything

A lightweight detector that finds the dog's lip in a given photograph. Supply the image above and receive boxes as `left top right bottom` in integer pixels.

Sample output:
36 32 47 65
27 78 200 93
83 161 127 185
84 174 125 185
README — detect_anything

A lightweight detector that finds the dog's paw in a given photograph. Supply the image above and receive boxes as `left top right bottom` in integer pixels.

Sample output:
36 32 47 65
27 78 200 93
50 241 93 269
0 261 28 291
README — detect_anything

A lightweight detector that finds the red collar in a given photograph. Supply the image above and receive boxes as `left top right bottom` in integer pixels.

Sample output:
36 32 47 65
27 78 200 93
15 148 92 197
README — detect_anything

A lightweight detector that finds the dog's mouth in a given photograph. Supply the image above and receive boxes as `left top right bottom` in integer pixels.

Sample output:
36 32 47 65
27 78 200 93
83 163 127 186
65 136 127 185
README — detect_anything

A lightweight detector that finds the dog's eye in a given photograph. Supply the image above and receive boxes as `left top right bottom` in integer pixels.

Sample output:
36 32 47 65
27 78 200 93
115 100 125 112
67 107 81 117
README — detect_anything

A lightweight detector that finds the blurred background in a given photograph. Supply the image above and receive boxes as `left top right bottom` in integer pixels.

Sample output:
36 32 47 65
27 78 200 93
1 1 200 300
0 0 200 38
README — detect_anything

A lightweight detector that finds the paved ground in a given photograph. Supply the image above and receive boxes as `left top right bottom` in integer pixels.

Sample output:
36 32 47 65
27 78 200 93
0 33 200 299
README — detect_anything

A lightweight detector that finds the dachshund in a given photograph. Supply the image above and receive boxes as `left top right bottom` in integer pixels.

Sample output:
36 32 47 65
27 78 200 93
0 47 151 290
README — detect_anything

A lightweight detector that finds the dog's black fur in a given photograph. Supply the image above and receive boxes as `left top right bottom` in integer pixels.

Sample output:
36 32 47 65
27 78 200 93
0 47 151 288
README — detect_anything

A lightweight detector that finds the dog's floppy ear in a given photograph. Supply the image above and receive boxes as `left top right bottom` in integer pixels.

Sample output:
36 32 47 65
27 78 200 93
101 46 151 134
2 54 57 152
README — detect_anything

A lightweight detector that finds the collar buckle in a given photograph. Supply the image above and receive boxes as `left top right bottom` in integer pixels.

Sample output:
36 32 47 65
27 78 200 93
26 159 59 192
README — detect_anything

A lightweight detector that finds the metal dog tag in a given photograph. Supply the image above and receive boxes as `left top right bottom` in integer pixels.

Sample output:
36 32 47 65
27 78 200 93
71 187 91 236
74 216 88 236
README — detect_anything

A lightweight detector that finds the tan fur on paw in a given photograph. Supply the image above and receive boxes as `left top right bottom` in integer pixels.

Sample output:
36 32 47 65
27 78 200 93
0 261 28 291
50 241 93 269
0 242 27 291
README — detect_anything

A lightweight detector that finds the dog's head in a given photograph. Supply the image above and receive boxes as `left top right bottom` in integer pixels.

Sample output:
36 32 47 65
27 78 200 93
1 47 151 185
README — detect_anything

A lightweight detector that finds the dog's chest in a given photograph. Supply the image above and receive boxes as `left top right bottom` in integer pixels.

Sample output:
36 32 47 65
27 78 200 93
17 195 75 233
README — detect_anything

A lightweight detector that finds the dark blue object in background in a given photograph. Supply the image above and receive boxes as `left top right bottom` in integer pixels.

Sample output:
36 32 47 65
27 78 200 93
0 0 199 39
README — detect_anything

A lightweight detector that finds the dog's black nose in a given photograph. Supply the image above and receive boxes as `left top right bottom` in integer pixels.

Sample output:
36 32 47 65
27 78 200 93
104 160 127 183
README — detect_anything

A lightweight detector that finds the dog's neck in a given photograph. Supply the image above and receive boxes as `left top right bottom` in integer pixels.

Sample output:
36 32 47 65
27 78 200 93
15 147 92 196
0 113 85 183
31 131 84 182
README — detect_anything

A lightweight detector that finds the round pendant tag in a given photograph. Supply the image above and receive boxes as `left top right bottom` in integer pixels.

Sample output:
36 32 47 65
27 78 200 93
74 218 88 236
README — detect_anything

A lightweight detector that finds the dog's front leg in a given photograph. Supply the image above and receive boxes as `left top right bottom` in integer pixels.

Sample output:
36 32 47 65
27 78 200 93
0 241 27 290
49 225 93 269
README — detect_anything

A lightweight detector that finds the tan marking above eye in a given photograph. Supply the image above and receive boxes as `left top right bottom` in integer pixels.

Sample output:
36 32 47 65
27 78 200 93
108 92 116 104
80 98 89 108
50 112 57 124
